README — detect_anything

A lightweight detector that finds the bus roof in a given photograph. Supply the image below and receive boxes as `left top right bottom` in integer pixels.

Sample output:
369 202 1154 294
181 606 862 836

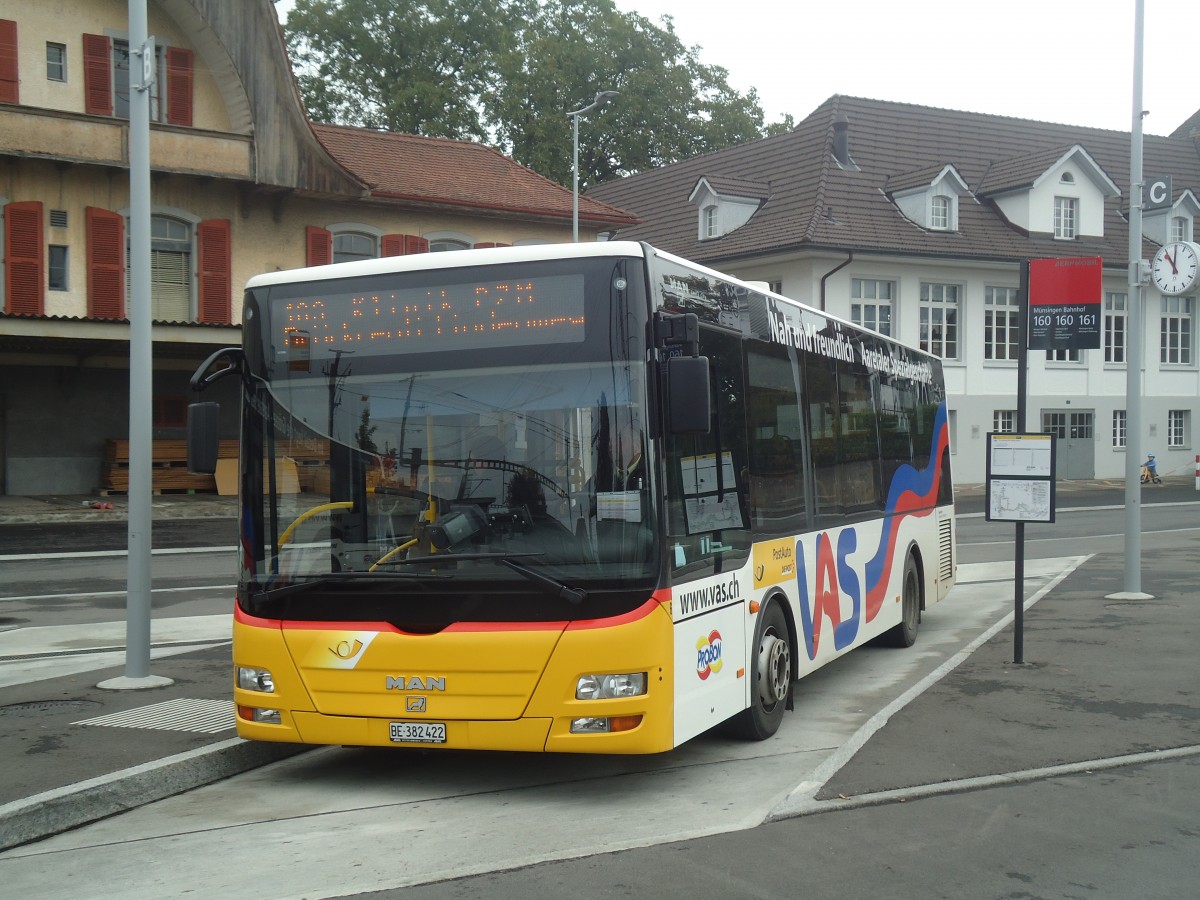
244 241 652 290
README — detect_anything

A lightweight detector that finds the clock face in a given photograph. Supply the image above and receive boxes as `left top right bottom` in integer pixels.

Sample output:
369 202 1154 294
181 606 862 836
1151 241 1200 295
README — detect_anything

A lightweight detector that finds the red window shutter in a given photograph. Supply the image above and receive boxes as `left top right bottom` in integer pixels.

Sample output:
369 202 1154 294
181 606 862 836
4 200 44 315
82 34 112 116
165 46 193 126
197 219 232 323
404 235 430 255
0 19 18 105
381 234 405 257
473 242 511 249
306 226 332 266
86 206 125 319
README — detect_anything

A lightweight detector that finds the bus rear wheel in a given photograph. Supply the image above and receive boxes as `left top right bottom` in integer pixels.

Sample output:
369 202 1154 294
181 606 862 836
883 553 921 648
727 600 791 741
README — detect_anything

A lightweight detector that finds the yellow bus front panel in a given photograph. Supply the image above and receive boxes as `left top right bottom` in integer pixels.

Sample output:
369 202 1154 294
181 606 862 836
233 596 676 753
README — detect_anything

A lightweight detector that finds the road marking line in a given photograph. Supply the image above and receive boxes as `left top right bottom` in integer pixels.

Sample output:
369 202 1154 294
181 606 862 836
768 745 1200 819
0 546 237 563
767 555 1091 822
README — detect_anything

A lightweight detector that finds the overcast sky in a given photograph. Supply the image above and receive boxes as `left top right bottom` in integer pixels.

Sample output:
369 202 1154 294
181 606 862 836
277 1 1192 137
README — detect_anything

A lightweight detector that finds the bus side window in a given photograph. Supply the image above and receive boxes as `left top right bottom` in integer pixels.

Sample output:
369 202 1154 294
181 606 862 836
745 345 808 537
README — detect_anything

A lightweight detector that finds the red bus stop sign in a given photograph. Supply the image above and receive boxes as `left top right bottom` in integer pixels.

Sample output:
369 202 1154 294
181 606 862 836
1027 257 1103 350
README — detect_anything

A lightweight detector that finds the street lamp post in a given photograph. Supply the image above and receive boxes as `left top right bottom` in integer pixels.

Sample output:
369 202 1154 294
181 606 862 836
569 91 619 242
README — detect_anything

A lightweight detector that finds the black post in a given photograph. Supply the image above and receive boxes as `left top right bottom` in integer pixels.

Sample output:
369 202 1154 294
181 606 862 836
1014 260 1030 664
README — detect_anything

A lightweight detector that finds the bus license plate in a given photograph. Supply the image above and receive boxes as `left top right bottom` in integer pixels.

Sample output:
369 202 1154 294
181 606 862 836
389 721 447 744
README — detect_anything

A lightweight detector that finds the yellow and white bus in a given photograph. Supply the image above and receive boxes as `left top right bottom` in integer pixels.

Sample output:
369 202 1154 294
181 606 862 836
189 241 956 753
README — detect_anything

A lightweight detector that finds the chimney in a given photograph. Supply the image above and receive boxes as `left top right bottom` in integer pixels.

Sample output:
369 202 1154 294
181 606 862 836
832 114 850 167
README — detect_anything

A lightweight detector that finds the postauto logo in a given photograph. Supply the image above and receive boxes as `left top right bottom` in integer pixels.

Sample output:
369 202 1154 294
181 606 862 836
696 630 723 680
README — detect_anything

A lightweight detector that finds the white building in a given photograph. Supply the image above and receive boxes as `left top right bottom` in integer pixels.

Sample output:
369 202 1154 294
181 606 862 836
589 96 1200 484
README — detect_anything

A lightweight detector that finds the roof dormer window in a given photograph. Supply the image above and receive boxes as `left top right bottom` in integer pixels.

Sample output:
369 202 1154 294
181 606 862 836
1054 196 1077 239
931 195 951 230
1171 215 1191 242
688 176 769 241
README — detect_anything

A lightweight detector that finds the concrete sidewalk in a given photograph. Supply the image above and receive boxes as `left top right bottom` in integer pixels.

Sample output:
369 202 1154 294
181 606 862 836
0 481 1197 853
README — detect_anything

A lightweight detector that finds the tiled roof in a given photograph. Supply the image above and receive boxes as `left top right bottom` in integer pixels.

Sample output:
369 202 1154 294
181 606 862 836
587 95 1200 269
311 124 638 227
695 175 772 199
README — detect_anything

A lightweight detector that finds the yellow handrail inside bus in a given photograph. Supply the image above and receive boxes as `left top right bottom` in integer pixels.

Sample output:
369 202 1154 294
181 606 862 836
279 501 354 548
369 538 419 572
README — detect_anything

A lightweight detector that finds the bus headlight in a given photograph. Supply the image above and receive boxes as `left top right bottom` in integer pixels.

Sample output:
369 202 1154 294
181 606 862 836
575 672 647 700
237 666 275 693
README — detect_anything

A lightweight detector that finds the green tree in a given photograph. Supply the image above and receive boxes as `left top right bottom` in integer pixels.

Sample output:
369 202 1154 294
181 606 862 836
283 0 788 187
285 0 510 139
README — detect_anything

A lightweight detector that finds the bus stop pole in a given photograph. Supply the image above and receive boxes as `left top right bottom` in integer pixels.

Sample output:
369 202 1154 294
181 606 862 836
1014 261 1029 664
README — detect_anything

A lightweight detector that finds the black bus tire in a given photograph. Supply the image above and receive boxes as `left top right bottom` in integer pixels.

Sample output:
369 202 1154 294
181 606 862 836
883 553 921 648
726 599 791 741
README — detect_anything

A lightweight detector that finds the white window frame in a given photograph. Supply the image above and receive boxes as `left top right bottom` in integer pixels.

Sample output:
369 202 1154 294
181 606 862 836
1170 216 1191 242
1054 196 1077 239
702 206 717 239
1167 409 1189 448
930 195 951 230
1160 296 1194 365
993 410 1017 433
1112 410 1126 448
850 278 894 336
46 42 67 82
919 282 960 360
984 286 1019 361
1105 292 1126 364
1045 347 1083 363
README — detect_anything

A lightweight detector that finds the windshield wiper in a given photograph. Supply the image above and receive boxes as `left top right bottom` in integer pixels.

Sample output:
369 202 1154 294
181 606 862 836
497 558 588 605
247 570 451 601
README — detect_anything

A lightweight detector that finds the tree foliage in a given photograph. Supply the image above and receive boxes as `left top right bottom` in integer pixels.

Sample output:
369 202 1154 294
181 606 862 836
283 0 789 189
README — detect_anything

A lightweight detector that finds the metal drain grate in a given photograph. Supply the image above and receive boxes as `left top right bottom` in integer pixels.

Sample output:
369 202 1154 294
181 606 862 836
74 698 236 734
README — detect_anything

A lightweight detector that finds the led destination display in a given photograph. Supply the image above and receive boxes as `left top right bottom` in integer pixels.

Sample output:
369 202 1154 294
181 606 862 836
274 273 585 368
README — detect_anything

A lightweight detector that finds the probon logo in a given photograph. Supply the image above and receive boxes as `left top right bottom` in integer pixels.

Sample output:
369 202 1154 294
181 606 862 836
696 630 723 680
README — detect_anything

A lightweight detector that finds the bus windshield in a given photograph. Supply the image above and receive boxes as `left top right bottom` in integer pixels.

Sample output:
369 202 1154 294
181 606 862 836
238 254 657 622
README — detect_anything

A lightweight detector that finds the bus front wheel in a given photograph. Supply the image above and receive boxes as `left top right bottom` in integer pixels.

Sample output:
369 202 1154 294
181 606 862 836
727 600 791 741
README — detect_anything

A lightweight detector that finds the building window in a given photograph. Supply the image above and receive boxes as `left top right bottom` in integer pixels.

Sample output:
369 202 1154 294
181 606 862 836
48 245 69 291
1170 216 1190 242
113 39 162 121
1112 410 1126 448
919 282 959 359
1168 410 1189 448
767 280 782 295
144 215 191 320
1160 296 1193 365
703 206 717 239
1045 348 1081 362
993 410 1017 433
47 42 67 82
332 231 376 263
429 238 471 252
930 195 951 230
1105 292 1126 363
1054 196 1077 239
984 286 1019 360
851 278 894 336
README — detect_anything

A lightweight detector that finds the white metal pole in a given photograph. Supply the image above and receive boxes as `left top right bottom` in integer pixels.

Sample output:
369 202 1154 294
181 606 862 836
101 0 172 688
1115 0 1151 600
572 113 580 242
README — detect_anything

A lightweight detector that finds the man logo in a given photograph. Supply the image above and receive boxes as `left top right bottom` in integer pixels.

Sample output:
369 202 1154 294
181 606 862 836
385 675 447 691
406 696 426 712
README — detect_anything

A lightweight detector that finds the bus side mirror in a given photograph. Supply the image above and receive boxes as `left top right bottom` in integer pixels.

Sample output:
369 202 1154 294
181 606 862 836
187 402 221 474
667 355 711 434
